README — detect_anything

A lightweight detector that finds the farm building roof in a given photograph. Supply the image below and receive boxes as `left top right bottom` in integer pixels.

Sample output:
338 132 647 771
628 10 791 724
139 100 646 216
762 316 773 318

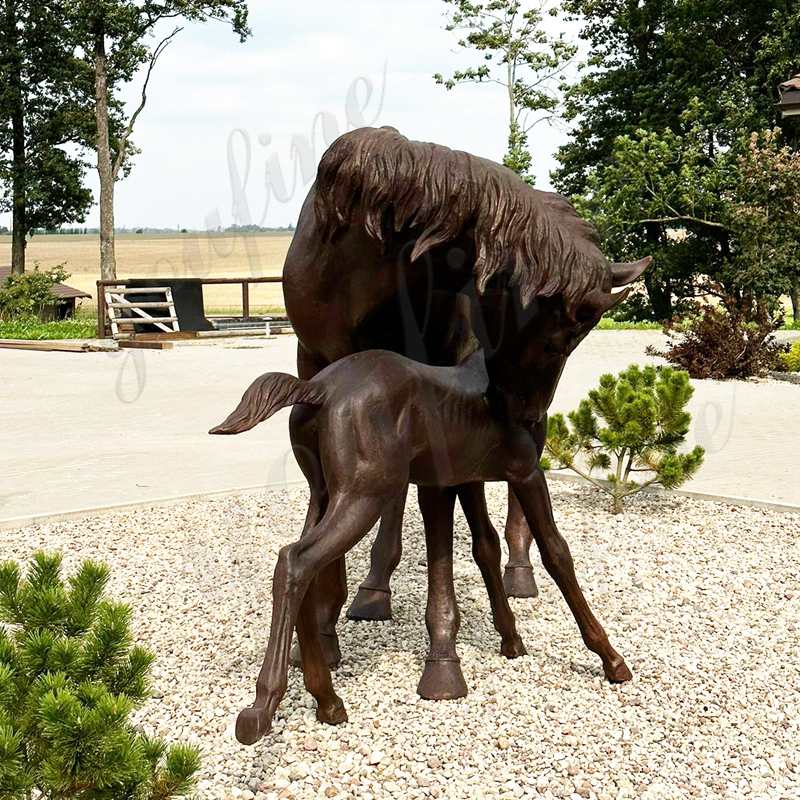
780 75 800 91
0 266 91 300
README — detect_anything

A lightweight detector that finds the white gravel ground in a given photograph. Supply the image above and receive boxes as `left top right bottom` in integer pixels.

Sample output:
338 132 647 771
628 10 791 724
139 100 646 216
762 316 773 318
3 484 799 800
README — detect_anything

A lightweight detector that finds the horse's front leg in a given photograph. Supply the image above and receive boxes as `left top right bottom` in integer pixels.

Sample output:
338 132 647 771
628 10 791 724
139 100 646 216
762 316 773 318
511 468 632 683
347 485 409 621
502 417 545 598
416 486 468 700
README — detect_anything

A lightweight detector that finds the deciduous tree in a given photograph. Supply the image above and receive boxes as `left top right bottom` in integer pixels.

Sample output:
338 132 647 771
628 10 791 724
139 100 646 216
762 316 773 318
434 0 575 183
68 0 251 280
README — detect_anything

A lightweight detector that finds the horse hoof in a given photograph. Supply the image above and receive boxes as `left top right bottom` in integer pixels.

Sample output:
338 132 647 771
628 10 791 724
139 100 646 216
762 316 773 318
316 696 348 726
417 658 468 700
290 635 342 669
605 658 633 683
235 706 269 745
346 586 393 621
501 636 527 659
503 566 539 599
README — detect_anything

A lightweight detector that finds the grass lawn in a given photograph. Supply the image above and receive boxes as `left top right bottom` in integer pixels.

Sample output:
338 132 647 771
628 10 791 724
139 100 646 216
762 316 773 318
0 318 96 340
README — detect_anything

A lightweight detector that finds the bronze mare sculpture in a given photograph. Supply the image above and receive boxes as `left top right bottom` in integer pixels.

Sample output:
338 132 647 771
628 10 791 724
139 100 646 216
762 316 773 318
279 126 650 663
212 341 638 744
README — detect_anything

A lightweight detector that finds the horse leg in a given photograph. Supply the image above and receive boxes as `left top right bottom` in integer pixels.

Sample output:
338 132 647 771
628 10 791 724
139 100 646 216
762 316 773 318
502 417 545 598
416 486 468 700
511 469 632 683
457 483 527 659
288 404 342 669
295 576 347 726
235 490 387 745
347 485 409 621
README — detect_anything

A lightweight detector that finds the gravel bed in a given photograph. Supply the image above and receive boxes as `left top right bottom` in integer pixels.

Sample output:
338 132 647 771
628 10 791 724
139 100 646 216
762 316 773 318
3 484 799 800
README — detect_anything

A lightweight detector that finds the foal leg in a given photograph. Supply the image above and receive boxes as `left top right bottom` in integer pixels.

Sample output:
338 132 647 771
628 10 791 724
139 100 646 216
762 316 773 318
295 576 347 726
416 486 468 700
236 491 387 745
347 485 409 621
502 419 545 599
457 483 526 659
511 469 632 683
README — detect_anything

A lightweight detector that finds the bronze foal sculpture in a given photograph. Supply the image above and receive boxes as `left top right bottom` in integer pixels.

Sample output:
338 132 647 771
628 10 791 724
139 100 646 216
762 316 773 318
213 337 639 744
280 126 650 662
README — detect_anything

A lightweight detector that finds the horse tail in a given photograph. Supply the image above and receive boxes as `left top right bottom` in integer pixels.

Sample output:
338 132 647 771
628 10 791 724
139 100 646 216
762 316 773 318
209 373 327 435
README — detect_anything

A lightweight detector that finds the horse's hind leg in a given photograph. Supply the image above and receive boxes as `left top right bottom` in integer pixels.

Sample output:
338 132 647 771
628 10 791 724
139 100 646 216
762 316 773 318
416 486 468 700
347 485 409 621
295 576 347 726
235 490 387 745
288 408 342 669
457 483 526 659
502 418 545 598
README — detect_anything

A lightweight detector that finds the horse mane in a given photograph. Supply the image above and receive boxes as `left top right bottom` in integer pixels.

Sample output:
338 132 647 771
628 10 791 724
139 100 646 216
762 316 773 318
313 126 612 312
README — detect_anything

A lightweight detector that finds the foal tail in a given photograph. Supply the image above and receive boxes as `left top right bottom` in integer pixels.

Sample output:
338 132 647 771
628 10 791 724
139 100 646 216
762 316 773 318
209 373 328 435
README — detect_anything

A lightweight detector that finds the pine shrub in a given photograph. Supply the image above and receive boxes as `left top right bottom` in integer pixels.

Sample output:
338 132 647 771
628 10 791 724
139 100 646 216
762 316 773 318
0 552 200 799
544 365 705 514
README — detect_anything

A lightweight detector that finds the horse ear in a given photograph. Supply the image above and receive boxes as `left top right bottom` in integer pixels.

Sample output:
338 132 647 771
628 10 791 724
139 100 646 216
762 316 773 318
610 256 652 288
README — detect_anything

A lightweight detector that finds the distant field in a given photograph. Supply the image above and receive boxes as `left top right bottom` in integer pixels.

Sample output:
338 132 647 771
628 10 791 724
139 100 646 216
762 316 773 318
0 232 294 313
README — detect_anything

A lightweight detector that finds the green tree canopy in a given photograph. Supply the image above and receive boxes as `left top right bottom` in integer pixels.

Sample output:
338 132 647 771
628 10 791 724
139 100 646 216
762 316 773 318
553 0 800 319
0 0 93 273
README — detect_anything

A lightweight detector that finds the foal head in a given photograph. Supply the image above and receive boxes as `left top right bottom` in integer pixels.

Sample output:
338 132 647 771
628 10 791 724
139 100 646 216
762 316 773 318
480 257 651 424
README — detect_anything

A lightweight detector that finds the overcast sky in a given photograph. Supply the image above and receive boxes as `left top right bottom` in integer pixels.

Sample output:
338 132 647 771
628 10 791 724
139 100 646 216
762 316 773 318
8 1 582 231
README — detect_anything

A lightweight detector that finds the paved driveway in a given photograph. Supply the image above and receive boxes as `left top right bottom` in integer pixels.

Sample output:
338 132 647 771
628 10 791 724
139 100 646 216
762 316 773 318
1 331 797 524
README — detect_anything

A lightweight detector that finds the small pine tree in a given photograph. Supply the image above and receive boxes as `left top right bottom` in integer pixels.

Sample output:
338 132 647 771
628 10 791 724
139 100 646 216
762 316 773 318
0 552 200 799
544 365 705 514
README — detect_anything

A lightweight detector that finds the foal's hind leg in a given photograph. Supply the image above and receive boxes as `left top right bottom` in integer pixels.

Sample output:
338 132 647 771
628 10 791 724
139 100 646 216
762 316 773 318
416 486 468 700
235 491 387 745
457 483 526 659
502 419 545 599
511 470 632 683
347 485 409 621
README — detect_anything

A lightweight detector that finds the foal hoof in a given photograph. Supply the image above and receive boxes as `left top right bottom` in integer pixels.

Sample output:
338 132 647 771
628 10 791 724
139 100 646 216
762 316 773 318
503 566 539 599
346 586 393 621
316 696 348 726
417 658 468 700
604 658 633 684
235 706 270 745
501 635 527 659
290 634 342 669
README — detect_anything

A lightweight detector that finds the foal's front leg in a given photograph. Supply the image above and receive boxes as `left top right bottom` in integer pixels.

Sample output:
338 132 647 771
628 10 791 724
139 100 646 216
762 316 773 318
457 483 526 659
511 469 632 683
416 486 468 700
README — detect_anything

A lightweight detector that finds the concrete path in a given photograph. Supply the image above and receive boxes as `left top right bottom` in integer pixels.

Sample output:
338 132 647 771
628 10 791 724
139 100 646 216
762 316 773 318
1 331 798 524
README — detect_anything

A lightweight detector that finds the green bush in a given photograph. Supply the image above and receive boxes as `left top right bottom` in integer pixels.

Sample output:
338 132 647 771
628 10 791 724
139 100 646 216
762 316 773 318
0 265 70 321
780 339 800 372
544 365 705 514
0 552 200 799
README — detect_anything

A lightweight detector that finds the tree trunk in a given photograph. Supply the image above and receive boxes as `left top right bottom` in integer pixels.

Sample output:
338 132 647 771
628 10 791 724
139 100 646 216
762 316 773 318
93 26 116 280
643 272 672 321
6 0 26 274
790 283 800 326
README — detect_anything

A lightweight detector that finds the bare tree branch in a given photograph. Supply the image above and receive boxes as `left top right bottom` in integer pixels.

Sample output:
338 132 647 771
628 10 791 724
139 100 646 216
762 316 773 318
112 26 183 180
